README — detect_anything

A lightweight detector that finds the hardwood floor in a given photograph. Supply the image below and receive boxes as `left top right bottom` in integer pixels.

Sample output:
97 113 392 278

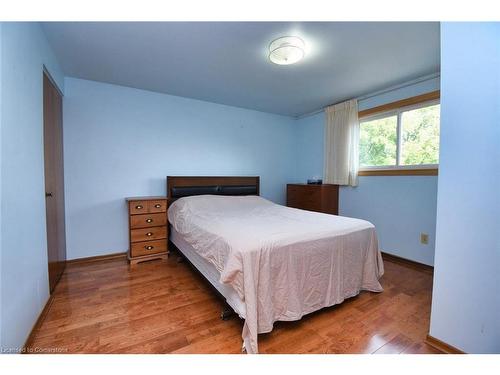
28 249 441 354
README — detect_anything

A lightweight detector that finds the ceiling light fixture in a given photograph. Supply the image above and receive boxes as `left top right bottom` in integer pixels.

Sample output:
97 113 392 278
269 36 305 65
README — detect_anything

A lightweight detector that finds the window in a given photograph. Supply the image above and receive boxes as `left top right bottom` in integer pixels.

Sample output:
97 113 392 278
359 100 440 170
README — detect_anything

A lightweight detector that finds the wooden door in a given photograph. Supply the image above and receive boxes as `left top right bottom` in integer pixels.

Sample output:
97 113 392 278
43 71 67 293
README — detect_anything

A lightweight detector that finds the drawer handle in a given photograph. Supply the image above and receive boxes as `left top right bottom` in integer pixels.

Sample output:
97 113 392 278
154 204 161 208
146 232 153 236
146 218 153 223
135 205 143 209
145 245 154 250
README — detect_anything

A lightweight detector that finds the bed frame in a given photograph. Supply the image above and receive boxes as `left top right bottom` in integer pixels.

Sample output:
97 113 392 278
166 176 260 320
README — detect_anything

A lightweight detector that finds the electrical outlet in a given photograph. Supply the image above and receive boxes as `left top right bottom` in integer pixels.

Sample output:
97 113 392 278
420 233 429 245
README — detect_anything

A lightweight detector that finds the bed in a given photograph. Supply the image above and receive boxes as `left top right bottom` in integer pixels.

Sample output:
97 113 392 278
166 176 384 354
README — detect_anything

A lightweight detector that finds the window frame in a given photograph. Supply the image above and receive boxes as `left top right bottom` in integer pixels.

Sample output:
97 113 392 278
358 98 440 176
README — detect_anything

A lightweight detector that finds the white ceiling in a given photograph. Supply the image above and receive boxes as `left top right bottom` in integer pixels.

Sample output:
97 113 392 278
42 22 440 117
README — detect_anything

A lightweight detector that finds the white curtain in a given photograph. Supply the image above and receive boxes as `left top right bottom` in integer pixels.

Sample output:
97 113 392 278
324 99 359 187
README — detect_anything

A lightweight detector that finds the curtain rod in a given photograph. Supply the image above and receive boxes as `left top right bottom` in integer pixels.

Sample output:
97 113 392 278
295 72 441 120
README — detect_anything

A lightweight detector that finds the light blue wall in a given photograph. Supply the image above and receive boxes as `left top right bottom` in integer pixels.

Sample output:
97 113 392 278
430 23 500 353
63 77 296 260
0 22 3 347
340 176 437 265
0 22 64 351
294 77 440 266
294 111 325 183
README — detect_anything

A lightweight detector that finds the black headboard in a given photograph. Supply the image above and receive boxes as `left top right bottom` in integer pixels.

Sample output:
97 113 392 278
167 176 260 200
170 184 258 198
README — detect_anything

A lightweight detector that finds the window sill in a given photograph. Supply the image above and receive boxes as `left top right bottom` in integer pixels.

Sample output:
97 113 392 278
358 168 438 176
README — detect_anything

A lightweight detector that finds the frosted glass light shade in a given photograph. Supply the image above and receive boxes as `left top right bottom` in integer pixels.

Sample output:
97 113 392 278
269 36 305 65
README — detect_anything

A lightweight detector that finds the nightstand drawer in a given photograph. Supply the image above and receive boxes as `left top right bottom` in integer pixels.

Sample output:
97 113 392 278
130 213 166 229
129 201 148 215
130 226 167 243
148 200 167 213
131 239 167 257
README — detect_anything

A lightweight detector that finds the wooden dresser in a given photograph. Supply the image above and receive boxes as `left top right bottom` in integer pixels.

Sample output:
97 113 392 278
126 196 169 266
286 184 339 215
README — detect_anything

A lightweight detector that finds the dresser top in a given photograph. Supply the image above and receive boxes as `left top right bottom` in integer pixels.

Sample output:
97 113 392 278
126 196 168 202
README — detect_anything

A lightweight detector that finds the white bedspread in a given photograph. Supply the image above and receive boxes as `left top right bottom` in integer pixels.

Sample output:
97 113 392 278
168 195 384 353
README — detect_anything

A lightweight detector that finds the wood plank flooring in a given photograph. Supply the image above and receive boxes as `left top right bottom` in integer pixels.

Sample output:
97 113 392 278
28 250 441 354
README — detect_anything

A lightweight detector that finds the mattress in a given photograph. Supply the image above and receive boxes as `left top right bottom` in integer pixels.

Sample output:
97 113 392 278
170 227 246 318
168 195 384 353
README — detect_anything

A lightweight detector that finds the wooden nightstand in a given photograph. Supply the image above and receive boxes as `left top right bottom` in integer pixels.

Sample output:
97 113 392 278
126 196 169 266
